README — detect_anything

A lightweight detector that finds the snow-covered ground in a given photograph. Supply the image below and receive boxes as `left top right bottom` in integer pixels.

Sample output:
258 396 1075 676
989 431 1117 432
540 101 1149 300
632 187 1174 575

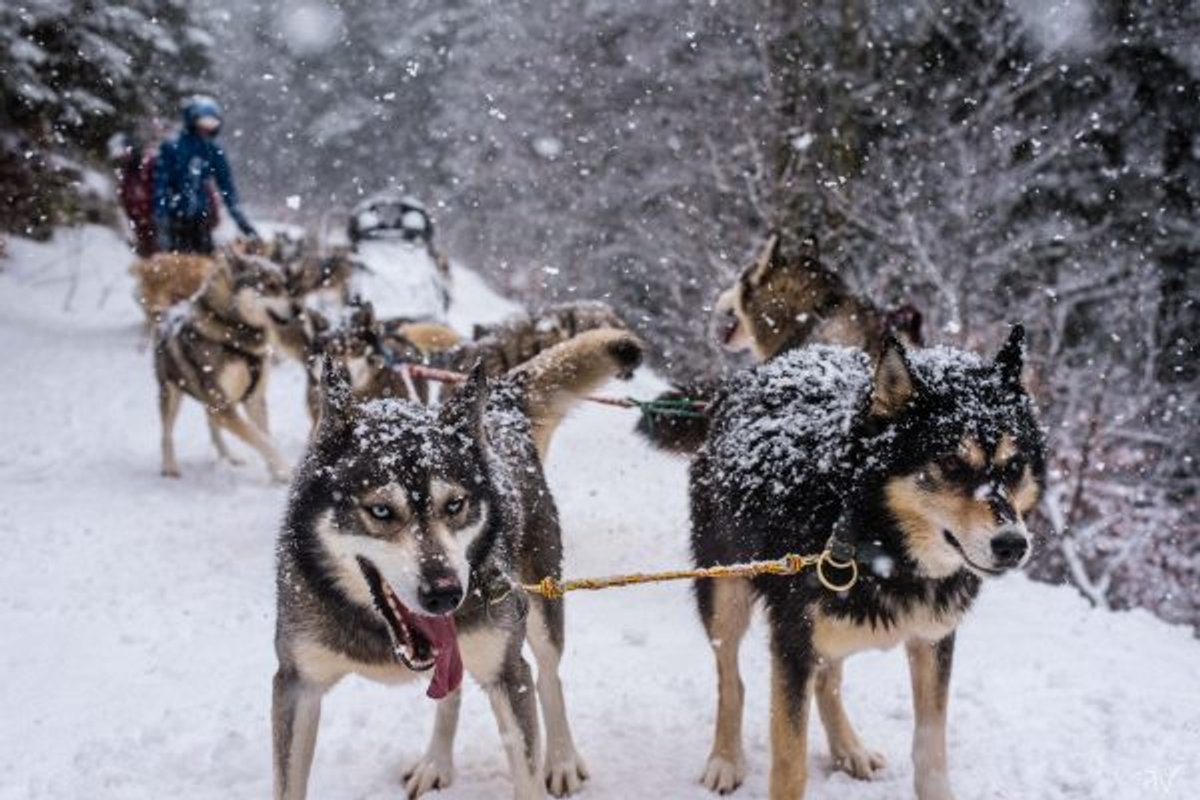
1 226 1197 799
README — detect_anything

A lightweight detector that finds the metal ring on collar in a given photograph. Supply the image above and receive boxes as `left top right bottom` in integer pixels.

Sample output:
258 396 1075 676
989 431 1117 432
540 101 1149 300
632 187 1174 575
816 550 859 592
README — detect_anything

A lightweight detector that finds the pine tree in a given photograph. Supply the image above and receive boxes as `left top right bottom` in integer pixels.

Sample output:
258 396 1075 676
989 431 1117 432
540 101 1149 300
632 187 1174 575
0 1 212 237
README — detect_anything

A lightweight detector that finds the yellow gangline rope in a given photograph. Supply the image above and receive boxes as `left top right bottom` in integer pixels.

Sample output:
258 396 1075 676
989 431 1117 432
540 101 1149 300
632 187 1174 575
522 547 858 600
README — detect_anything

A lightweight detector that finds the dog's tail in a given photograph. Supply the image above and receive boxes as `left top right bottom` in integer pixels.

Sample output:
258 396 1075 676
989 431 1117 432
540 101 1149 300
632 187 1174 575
631 380 714 456
511 328 643 460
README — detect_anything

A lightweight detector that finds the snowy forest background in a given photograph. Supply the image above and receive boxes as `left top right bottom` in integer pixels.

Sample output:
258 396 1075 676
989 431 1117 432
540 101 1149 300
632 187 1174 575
1 0 1197 629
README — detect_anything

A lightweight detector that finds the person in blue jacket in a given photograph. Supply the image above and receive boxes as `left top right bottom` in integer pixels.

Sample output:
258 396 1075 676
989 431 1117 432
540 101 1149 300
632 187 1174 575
154 95 258 254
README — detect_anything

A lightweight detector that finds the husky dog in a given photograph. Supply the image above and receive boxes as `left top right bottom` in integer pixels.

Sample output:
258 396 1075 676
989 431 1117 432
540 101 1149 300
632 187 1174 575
690 328 1043 800
713 233 923 361
637 234 924 455
130 252 216 324
445 301 629 377
273 328 643 800
389 319 462 354
283 247 359 311
285 302 463 425
154 251 293 480
470 300 627 345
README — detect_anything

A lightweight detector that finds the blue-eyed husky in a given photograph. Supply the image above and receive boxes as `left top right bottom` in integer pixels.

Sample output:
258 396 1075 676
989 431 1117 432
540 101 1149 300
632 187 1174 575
272 327 643 800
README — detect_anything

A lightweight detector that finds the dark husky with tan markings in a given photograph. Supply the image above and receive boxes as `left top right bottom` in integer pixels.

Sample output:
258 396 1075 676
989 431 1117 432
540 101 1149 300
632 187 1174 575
273 328 643 800
690 327 1043 800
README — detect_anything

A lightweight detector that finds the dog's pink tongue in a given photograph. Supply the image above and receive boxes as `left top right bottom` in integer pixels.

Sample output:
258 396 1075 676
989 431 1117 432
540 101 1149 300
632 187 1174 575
411 614 463 700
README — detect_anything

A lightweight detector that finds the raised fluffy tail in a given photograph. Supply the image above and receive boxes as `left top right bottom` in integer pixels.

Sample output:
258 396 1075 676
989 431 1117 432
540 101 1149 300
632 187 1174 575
632 381 715 456
511 328 643 459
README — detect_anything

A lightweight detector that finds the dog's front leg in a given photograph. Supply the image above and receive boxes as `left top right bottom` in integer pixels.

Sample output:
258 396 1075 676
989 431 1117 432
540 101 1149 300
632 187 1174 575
699 577 754 794
485 656 545 799
272 666 326 800
815 658 886 779
768 617 815 800
462 627 544 799
906 633 956 800
526 599 588 797
403 687 461 798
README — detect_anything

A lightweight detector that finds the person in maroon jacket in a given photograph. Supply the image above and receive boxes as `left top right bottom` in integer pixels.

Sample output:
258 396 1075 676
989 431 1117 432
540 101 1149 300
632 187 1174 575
109 134 157 257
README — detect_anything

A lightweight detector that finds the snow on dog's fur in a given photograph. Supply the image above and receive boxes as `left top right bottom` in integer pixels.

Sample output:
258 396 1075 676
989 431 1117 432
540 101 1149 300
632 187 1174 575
273 328 643 800
689 327 1043 799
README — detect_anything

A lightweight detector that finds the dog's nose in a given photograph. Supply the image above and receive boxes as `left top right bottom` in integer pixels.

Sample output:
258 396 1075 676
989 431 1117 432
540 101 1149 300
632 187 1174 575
418 577 464 616
990 532 1029 567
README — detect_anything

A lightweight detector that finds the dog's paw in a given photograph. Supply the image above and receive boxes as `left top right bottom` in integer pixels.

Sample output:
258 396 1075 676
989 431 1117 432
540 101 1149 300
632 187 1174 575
161 466 181 479
831 743 886 780
403 753 454 799
544 750 589 797
701 753 746 795
221 454 246 467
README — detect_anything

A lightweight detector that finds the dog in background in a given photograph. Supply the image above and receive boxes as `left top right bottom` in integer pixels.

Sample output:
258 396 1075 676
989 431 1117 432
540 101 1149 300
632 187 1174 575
154 250 294 481
713 233 923 361
446 301 629 376
281 246 359 311
690 328 1042 799
272 300 463 426
273 328 644 800
130 252 215 325
131 233 299 335
637 233 924 455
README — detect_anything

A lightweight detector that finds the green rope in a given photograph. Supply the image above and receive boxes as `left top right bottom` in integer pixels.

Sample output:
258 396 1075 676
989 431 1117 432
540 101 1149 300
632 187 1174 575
628 396 707 420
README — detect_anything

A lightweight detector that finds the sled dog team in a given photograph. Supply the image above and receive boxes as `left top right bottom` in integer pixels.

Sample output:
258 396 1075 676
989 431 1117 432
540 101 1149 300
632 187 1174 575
141 233 1044 800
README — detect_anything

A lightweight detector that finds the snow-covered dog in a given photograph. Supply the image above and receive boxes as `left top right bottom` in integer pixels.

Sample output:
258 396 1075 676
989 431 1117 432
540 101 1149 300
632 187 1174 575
153 250 294 480
689 328 1044 799
272 328 643 800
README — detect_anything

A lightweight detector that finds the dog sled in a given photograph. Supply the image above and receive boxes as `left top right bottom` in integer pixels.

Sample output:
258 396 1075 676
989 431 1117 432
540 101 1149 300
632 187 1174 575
346 191 451 321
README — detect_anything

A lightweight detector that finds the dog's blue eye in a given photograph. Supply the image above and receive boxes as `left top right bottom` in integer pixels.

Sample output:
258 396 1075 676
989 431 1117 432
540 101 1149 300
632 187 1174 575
368 504 393 520
445 497 465 516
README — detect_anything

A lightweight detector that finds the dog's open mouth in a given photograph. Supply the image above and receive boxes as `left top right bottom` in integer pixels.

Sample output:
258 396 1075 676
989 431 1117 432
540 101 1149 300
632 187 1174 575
357 557 464 699
943 531 1004 577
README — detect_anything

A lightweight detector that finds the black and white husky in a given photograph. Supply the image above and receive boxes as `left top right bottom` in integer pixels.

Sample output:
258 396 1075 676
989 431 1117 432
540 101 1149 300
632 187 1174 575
272 328 643 800
690 328 1044 800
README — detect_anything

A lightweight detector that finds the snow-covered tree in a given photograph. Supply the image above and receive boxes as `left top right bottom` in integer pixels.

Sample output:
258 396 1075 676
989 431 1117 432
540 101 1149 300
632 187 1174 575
786 0 1200 625
0 1 212 237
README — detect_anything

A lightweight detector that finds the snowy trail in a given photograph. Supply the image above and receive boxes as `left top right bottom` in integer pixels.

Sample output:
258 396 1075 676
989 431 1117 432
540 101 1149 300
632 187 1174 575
1 226 1197 799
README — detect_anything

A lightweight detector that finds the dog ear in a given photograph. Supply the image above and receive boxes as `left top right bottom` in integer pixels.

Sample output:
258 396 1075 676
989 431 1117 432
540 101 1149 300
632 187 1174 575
870 336 916 418
746 232 783 286
994 324 1026 390
315 354 358 435
308 307 330 335
356 299 376 328
439 363 489 444
223 248 249 273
